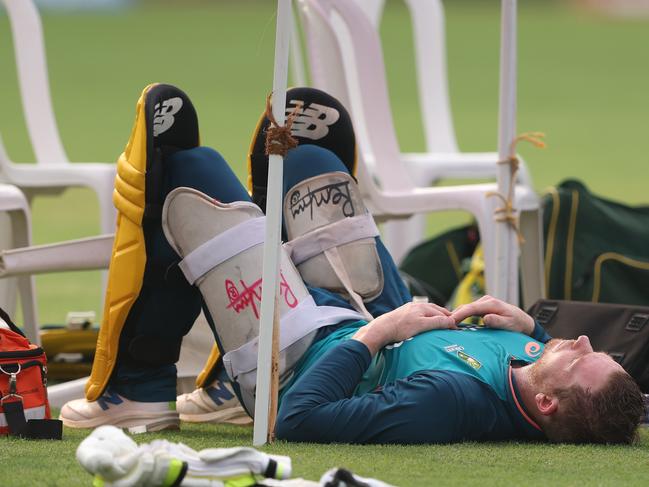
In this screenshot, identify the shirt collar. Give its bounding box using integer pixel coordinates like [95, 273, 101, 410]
[507, 365, 547, 439]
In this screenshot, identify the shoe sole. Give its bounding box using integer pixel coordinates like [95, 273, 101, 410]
[60, 411, 180, 432]
[179, 405, 252, 425]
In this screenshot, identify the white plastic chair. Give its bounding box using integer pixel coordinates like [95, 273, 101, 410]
[0, 184, 39, 344]
[295, 0, 536, 265]
[0, 0, 211, 406]
[296, 0, 545, 306]
[0, 0, 117, 236]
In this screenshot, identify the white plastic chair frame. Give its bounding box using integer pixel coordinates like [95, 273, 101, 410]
[0, 0, 117, 235]
[293, 0, 536, 265]
[297, 0, 544, 306]
[0, 184, 38, 344]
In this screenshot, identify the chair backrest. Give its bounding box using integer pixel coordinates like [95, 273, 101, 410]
[298, 0, 415, 194]
[297, 0, 458, 154]
[351, 0, 458, 153]
[2, 0, 69, 164]
[403, 0, 458, 153]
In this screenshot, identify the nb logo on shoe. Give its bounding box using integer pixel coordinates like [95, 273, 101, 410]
[206, 382, 234, 406]
[287, 100, 340, 140]
[97, 391, 124, 411]
[153, 97, 183, 137]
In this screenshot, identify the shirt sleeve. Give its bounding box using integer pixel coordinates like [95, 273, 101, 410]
[275, 339, 504, 444]
[531, 320, 552, 343]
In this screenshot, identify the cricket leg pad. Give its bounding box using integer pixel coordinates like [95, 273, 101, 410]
[283, 171, 384, 319]
[163, 187, 363, 414]
[86, 83, 202, 401]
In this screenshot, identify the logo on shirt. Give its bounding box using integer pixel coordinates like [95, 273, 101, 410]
[525, 341, 542, 358]
[444, 344, 464, 353]
[457, 351, 482, 370]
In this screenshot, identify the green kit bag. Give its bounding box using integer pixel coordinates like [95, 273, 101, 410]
[400, 179, 649, 307]
[399, 224, 479, 305]
[543, 179, 649, 305]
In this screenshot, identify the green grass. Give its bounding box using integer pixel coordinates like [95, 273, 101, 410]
[1, 1, 649, 484]
[3, 423, 649, 486]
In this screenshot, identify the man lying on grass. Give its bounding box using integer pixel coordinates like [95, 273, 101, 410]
[276, 294, 643, 444]
[60, 85, 644, 445]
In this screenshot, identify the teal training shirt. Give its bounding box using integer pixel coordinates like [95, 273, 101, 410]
[289, 322, 545, 399]
[277, 322, 550, 444]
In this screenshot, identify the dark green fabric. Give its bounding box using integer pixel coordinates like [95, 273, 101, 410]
[399, 224, 479, 305]
[543, 179, 649, 305]
[399, 179, 649, 307]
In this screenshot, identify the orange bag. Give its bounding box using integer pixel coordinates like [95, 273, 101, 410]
[0, 307, 61, 439]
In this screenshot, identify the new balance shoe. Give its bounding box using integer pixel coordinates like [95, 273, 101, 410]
[60, 391, 179, 432]
[177, 380, 252, 425]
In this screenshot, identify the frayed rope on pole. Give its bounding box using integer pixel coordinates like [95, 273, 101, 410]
[264, 92, 300, 157]
[487, 132, 546, 244]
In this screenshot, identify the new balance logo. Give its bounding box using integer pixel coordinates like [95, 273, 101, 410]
[97, 391, 124, 411]
[287, 100, 340, 140]
[153, 97, 183, 137]
[206, 382, 235, 406]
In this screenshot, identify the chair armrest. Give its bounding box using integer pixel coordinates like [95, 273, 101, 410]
[0, 234, 113, 277]
[400, 152, 534, 188]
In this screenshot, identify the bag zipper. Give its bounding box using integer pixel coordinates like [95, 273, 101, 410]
[591, 252, 649, 302]
[0, 347, 45, 359]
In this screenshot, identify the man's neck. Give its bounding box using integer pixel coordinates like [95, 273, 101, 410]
[511, 365, 545, 429]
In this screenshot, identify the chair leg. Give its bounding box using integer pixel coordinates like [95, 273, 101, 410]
[9, 206, 40, 344]
[0, 213, 19, 317]
[519, 208, 545, 309]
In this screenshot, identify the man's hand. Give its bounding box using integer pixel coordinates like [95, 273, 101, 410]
[353, 302, 456, 356]
[450, 295, 535, 336]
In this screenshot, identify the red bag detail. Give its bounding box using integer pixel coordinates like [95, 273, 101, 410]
[0, 327, 51, 436]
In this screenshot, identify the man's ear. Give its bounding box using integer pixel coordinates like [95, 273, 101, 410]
[535, 393, 559, 416]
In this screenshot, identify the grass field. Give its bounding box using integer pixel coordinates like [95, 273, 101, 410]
[3, 421, 649, 486]
[1, 1, 649, 485]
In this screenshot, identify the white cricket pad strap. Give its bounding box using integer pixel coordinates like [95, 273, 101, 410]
[162, 187, 364, 414]
[179, 216, 266, 285]
[283, 172, 383, 320]
[223, 297, 364, 392]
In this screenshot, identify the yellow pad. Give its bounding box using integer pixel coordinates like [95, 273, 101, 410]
[196, 344, 221, 389]
[85, 84, 153, 401]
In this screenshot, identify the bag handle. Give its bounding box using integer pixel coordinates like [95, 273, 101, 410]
[0, 306, 26, 337]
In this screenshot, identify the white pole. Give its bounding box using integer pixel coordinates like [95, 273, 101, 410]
[253, 0, 292, 446]
[495, 0, 518, 303]
[289, 2, 306, 87]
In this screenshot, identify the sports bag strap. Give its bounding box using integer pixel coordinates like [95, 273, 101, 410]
[1, 364, 62, 440]
[0, 306, 25, 337]
[2, 399, 62, 440]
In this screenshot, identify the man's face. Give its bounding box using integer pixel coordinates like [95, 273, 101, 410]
[531, 336, 625, 392]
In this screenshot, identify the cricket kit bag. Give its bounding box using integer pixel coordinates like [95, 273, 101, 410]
[399, 224, 480, 306]
[0, 307, 62, 439]
[400, 179, 649, 307]
[542, 179, 649, 305]
[527, 299, 649, 392]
